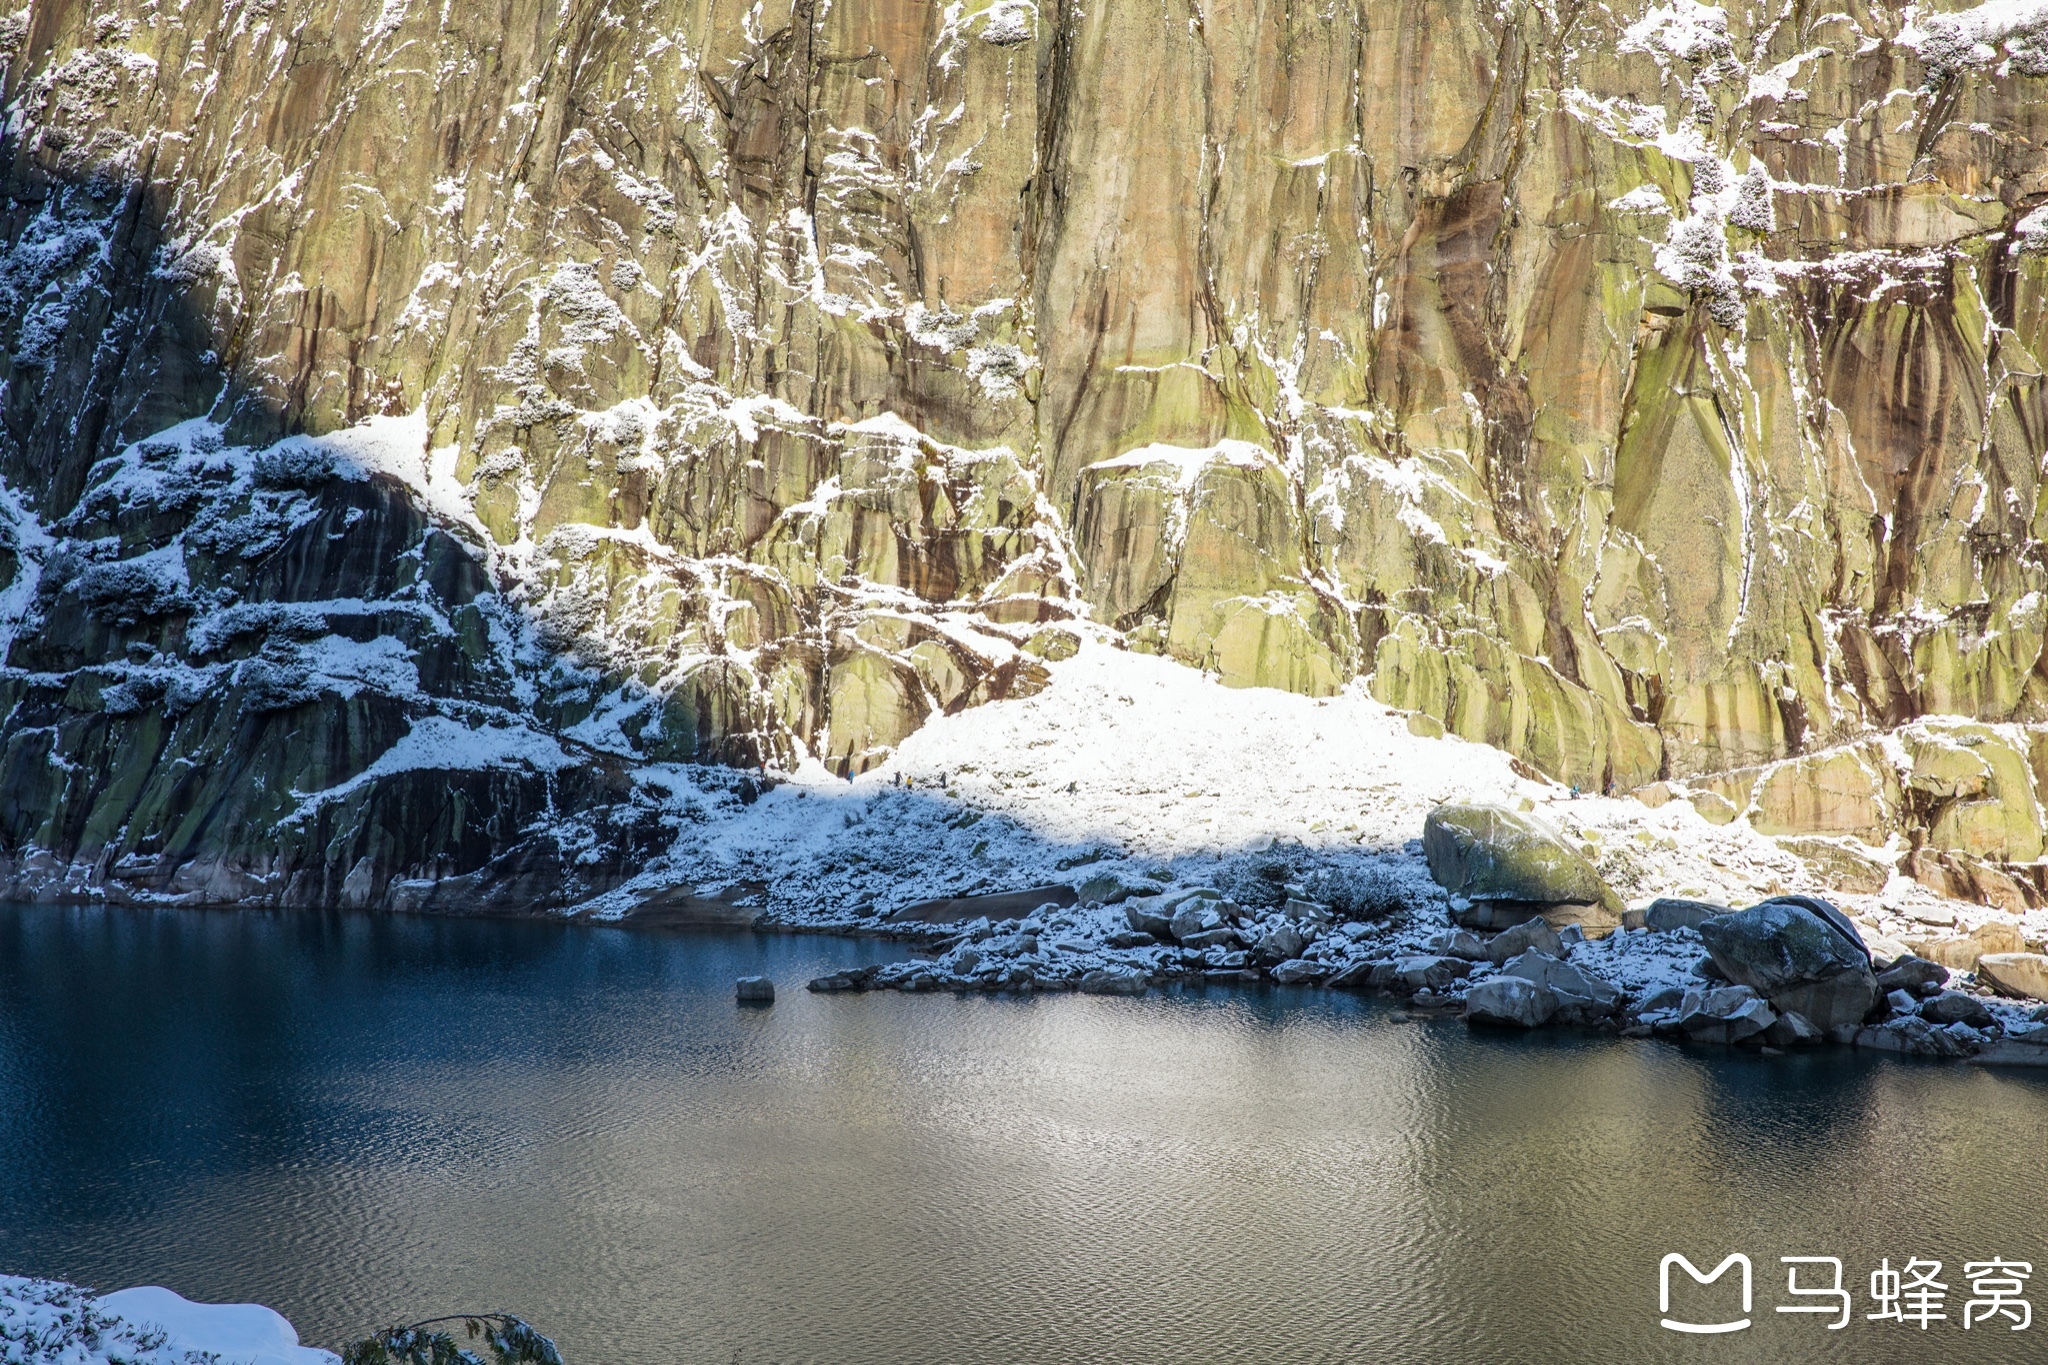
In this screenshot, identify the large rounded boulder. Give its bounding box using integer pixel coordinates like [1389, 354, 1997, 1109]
[1696, 899, 1879, 1033]
[1422, 803, 1623, 934]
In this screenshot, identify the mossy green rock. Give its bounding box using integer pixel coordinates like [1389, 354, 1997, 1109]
[1422, 804, 1622, 918]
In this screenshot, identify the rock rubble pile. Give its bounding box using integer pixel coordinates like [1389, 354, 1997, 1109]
[817, 802, 2048, 1067]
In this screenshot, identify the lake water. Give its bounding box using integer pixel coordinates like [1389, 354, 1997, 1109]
[1, 904, 2044, 1364]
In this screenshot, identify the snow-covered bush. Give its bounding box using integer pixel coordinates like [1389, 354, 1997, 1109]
[254, 442, 346, 489]
[75, 557, 189, 626]
[237, 654, 321, 712]
[1304, 861, 1411, 921]
[1915, 14, 1985, 82]
[1728, 164, 1775, 231]
[2014, 205, 2048, 256]
[981, 0, 1036, 46]
[1688, 156, 1727, 202]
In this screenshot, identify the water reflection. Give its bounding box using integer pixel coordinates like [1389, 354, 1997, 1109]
[1, 905, 2043, 1364]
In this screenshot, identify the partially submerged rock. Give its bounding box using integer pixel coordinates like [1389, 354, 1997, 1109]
[1676, 984, 1776, 1045]
[1464, 976, 1558, 1028]
[735, 976, 775, 1003]
[1854, 1017, 1974, 1058]
[1696, 900, 1879, 1033]
[1971, 1025, 2048, 1068]
[1422, 803, 1623, 935]
[1079, 967, 1149, 996]
[1499, 950, 1621, 1022]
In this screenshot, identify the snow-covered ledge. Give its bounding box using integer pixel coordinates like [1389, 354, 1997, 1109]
[0, 1275, 338, 1365]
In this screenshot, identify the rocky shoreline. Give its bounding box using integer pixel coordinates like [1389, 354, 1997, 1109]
[796, 802, 2048, 1068]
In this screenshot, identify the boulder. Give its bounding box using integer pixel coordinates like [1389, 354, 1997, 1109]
[1077, 872, 1144, 905]
[1970, 1025, 2048, 1068]
[887, 884, 1080, 923]
[1748, 895, 1869, 961]
[1875, 955, 1948, 994]
[1124, 897, 1176, 938]
[1422, 803, 1624, 933]
[1920, 991, 1996, 1029]
[1644, 897, 1733, 932]
[1395, 955, 1471, 993]
[1636, 985, 1687, 1016]
[1499, 950, 1621, 1017]
[1913, 922, 2029, 972]
[1677, 984, 1776, 1044]
[1181, 927, 1241, 949]
[1764, 1008, 1823, 1047]
[735, 976, 775, 1003]
[1269, 958, 1326, 984]
[1169, 901, 1226, 942]
[1425, 928, 1490, 961]
[1884, 989, 1917, 1015]
[808, 967, 879, 992]
[1325, 959, 1377, 988]
[1484, 917, 1565, 966]
[1976, 953, 2048, 1002]
[1464, 976, 1559, 1028]
[1854, 1017, 1973, 1058]
[1697, 902, 1880, 1032]
[1252, 921, 1308, 965]
[1079, 968, 1149, 995]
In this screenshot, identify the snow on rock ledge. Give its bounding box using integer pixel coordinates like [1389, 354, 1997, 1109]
[0, 1276, 339, 1365]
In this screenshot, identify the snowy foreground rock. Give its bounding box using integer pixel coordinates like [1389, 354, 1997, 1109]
[0, 1276, 338, 1365]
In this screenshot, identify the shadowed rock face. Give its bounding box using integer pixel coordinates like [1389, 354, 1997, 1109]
[0, 0, 2046, 908]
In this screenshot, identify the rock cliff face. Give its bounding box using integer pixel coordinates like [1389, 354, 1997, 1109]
[0, 0, 2046, 909]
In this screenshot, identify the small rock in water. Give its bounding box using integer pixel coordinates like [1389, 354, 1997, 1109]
[1079, 967, 1149, 996]
[736, 976, 776, 1004]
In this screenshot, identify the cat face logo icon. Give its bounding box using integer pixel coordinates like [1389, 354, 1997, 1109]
[1661, 1253, 1753, 1334]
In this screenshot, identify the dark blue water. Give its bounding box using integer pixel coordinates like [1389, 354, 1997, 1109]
[1, 904, 2044, 1363]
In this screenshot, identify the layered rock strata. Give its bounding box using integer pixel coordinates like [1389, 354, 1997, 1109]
[1, 0, 2047, 906]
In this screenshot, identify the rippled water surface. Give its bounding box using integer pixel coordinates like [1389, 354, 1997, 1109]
[2, 904, 2045, 1363]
